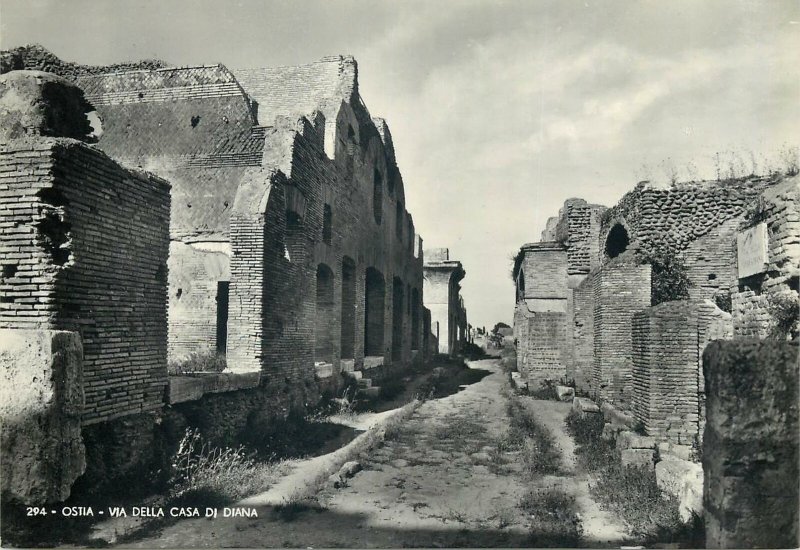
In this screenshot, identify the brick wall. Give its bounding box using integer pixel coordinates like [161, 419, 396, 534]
[0, 138, 170, 425]
[571, 276, 594, 391]
[683, 217, 740, 301]
[592, 260, 651, 408]
[632, 300, 732, 444]
[554, 199, 607, 274]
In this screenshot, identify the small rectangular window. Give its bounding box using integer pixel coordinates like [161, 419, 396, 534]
[323, 204, 332, 244]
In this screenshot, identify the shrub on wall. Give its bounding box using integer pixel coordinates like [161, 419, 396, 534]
[767, 290, 800, 340]
[640, 245, 691, 305]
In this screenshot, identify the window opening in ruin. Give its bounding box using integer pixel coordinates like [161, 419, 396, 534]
[2, 264, 17, 279]
[364, 267, 385, 356]
[36, 212, 71, 266]
[373, 170, 383, 225]
[315, 264, 335, 363]
[85, 110, 104, 141]
[411, 288, 421, 350]
[286, 210, 304, 262]
[396, 202, 403, 240]
[605, 223, 630, 258]
[341, 257, 356, 359]
[392, 277, 404, 361]
[323, 204, 333, 245]
[708, 273, 717, 280]
[216, 281, 229, 354]
[346, 125, 357, 156]
[191, 115, 201, 128]
[176, 288, 183, 299]
[387, 169, 395, 196]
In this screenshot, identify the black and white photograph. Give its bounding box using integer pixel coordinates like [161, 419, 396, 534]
[0, 1, 798, 548]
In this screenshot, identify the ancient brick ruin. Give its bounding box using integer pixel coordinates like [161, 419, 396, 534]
[513, 173, 799, 545]
[0, 49, 461, 504]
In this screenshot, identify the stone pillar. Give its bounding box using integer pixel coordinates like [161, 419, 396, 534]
[703, 339, 799, 549]
[423, 249, 465, 356]
[0, 329, 85, 504]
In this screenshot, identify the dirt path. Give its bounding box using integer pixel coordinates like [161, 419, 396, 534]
[520, 399, 628, 547]
[119, 359, 625, 548]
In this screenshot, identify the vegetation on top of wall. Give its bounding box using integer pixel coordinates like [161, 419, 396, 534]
[638, 245, 691, 306]
[767, 289, 800, 340]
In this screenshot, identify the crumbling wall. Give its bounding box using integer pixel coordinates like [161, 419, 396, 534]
[632, 300, 731, 444]
[592, 260, 651, 407]
[554, 199, 607, 274]
[600, 177, 774, 261]
[0, 138, 171, 424]
[731, 176, 800, 337]
[703, 339, 799, 549]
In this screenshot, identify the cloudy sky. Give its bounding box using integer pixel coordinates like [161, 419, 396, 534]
[2, 0, 798, 329]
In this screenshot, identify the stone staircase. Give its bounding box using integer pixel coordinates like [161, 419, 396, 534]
[345, 370, 380, 400]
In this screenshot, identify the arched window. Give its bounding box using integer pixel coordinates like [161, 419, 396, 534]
[315, 264, 335, 363]
[364, 267, 385, 356]
[605, 223, 630, 258]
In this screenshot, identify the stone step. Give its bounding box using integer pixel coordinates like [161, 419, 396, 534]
[357, 378, 372, 388]
[345, 370, 363, 381]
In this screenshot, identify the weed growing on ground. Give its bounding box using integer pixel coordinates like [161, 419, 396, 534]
[565, 410, 705, 545]
[518, 485, 583, 547]
[505, 395, 562, 476]
[169, 428, 285, 505]
[272, 496, 325, 522]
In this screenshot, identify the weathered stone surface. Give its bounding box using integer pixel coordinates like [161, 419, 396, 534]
[657, 442, 694, 462]
[616, 430, 656, 451]
[338, 460, 362, 479]
[703, 339, 799, 549]
[555, 385, 575, 401]
[0, 329, 85, 503]
[656, 458, 703, 521]
[620, 448, 654, 470]
[0, 70, 91, 141]
[601, 402, 637, 430]
[572, 396, 600, 414]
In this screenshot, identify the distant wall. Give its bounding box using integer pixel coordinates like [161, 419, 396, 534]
[703, 339, 799, 549]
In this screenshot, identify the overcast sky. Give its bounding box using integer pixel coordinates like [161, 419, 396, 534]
[2, 0, 798, 329]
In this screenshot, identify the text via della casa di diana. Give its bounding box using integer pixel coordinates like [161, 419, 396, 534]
[26, 506, 258, 518]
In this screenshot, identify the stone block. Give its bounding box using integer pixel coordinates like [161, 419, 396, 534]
[555, 385, 575, 401]
[657, 442, 694, 462]
[314, 362, 334, 379]
[511, 371, 528, 391]
[620, 448, 655, 470]
[572, 396, 600, 414]
[340, 359, 355, 373]
[601, 402, 636, 430]
[703, 339, 799, 549]
[0, 329, 85, 503]
[656, 458, 703, 522]
[616, 430, 656, 451]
